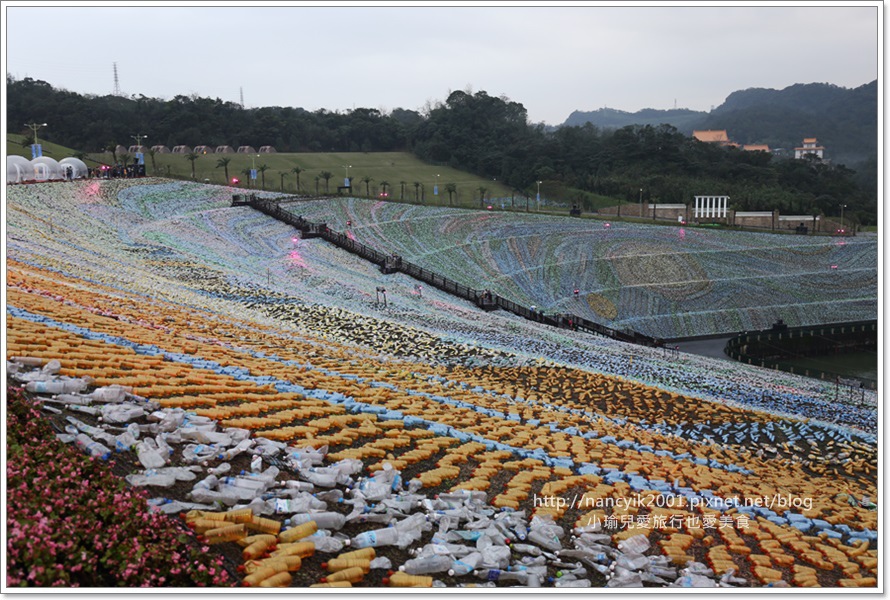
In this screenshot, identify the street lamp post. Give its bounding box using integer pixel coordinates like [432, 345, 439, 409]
[343, 165, 352, 187]
[536, 180, 542, 211]
[639, 188, 643, 217]
[840, 204, 847, 234]
[131, 133, 148, 151]
[25, 122, 48, 156]
[435, 173, 440, 197]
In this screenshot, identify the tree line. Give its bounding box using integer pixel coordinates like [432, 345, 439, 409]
[6, 75, 876, 225]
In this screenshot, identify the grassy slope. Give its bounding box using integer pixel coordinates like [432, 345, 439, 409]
[7, 133, 528, 209]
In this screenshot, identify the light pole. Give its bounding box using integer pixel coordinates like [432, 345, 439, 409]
[435, 173, 440, 197]
[25, 122, 47, 155]
[639, 188, 643, 217]
[536, 181, 542, 211]
[343, 164, 352, 187]
[131, 133, 148, 151]
[840, 204, 847, 233]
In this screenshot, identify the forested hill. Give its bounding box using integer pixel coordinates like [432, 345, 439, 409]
[562, 81, 877, 166]
[6, 76, 878, 225]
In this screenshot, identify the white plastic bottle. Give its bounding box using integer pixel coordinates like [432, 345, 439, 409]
[401, 554, 453, 575]
[74, 433, 112, 461]
[350, 526, 402, 549]
[135, 440, 167, 469]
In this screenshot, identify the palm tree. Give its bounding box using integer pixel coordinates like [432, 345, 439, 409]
[361, 175, 374, 197]
[291, 165, 304, 192]
[186, 152, 199, 179]
[106, 142, 118, 165]
[148, 148, 158, 175]
[279, 171, 288, 192]
[314, 175, 320, 195]
[400, 181, 407, 200]
[413, 181, 421, 201]
[241, 167, 253, 189]
[445, 183, 457, 206]
[119, 153, 131, 168]
[379, 180, 390, 198]
[216, 157, 231, 184]
[478, 186, 488, 207]
[320, 170, 333, 193]
[258, 164, 270, 190]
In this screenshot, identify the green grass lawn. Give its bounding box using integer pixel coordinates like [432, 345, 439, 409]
[6, 133, 530, 208]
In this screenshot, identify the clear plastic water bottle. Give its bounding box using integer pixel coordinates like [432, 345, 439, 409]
[74, 433, 111, 460]
[401, 554, 453, 575]
[288, 512, 346, 530]
[25, 379, 88, 395]
[351, 527, 401, 549]
[474, 569, 529, 584]
[448, 551, 482, 576]
[617, 534, 651, 555]
[135, 440, 166, 469]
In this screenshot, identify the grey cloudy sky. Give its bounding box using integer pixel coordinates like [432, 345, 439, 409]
[3, 2, 881, 125]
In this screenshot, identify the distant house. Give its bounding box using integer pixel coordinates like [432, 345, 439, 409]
[215, 145, 235, 154]
[172, 145, 192, 154]
[693, 130, 731, 145]
[194, 145, 213, 154]
[151, 145, 171, 154]
[743, 144, 770, 153]
[237, 146, 257, 154]
[258, 146, 277, 153]
[794, 137, 825, 160]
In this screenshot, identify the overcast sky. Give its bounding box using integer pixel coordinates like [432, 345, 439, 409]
[3, 2, 881, 126]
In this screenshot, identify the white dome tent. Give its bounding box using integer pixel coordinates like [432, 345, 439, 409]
[59, 157, 88, 180]
[7, 155, 32, 183]
[31, 156, 64, 182]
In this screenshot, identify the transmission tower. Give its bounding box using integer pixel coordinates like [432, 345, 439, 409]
[240, 86, 244, 108]
[113, 62, 121, 96]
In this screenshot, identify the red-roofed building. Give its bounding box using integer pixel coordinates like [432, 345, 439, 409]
[693, 130, 731, 144]
[794, 138, 825, 160]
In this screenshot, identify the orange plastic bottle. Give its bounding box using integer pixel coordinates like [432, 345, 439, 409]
[242, 537, 277, 561]
[320, 566, 365, 584]
[278, 521, 318, 543]
[242, 566, 281, 587]
[321, 558, 371, 573]
[337, 547, 376, 561]
[270, 541, 316, 559]
[383, 572, 433, 587]
[202, 523, 247, 544]
[258, 572, 293, 588]
[247, 516, 282, 535]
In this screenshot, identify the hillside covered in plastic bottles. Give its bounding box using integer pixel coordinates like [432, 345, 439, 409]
[5, 179, 878, 588]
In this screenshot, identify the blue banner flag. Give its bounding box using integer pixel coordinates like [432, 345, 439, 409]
[135, 152, 145, 165]
[434, 185, 439, 196]
[31, 144, 42, 159]
[250, 169, 257, 180]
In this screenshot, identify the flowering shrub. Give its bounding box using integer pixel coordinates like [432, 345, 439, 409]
[5, 386, 234, 587]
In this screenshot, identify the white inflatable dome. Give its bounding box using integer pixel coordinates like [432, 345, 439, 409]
[7, 155, 33, 183]
[31, 156, 64, 181]
[59, 157, 89, 180]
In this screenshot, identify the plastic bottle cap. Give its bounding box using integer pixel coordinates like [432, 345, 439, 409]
[381, 578, 390, 585]
[320, 563, 328, 569]
[319, 577, 327, 583]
